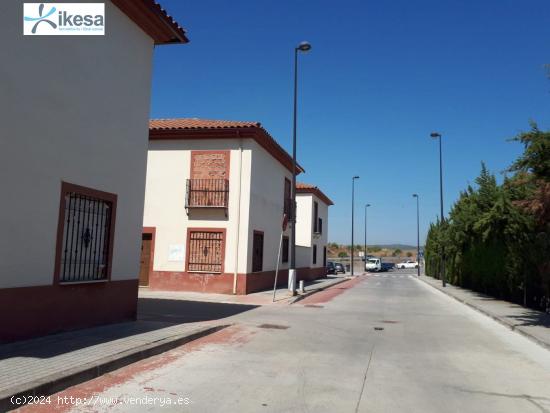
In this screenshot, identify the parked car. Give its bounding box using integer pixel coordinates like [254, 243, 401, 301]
[326, 261, 336, 275]
[365, 258, 382, 272]
[396, 260, 419, 269]
[334, 262, 346, 274]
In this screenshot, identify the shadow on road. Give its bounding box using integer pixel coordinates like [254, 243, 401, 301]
[0, 299, 258, 360]
[138, 298, 258, 323]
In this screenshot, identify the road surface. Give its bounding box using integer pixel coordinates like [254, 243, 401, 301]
[20, 270, 550, 413]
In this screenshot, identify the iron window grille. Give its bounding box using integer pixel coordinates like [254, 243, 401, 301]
[59, 190, 114, 283]
[313, 201, 319, 233]
[185, 179, 229, 213]
[188, 231, 224, 273]
[284, 178, 291, 218]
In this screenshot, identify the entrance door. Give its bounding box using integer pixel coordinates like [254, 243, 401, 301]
[139, 233, 152, 286]
[323, 246, 327, 267]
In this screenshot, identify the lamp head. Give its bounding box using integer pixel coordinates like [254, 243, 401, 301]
[366, 203, 371, 207]
[353, 175, 360, 180]
[413, 194, 418, 198]
[430, 132, 441, 139]
[297, 41, 312, 52]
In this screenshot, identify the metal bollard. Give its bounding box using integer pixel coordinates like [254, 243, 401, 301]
[299, 280, 305, 294]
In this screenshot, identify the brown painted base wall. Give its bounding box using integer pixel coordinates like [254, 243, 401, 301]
[0, 279, 138, 343]
[148, 267, 327, 295]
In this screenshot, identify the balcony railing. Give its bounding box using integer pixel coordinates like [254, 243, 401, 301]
[185, 179, 229, 213]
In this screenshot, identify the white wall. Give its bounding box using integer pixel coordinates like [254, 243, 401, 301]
[247, 140, 293, 273]
[144, 139, 253, 275]
[295, 193, 330, 268]
[296, 195, 313, 247]
[0, 1, 154, 288]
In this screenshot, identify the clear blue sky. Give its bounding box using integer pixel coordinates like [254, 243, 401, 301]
[150, 0, 550, 246]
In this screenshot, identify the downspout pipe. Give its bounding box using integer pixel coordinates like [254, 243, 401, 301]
[233, 133, 243, 294]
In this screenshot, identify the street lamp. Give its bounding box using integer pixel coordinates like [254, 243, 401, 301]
[430, 132, 445, 287]
[364, 204, 371, 264]
[289, 41, 311, 295]
[351, 176, 360, 276]
[412, 194, 420, 277]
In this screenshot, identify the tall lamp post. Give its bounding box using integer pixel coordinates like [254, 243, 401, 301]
[351, 176, 360, 276]
[364, 204, 371, 263]
[430, 132, 445, 287]
[412, 194, 420, 277]
[289, 41, 311, 295]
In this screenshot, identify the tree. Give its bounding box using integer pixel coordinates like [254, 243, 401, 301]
[338, 252, 348, 258]
[392, 248, 402, 257]
[424, 124, 550, 311]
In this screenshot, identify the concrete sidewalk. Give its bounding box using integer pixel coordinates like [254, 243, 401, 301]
[0, 320, 227, 412]
[0, 276, 348, 411]
[139, 275, 350, 306]
[419, 275, 550, 350]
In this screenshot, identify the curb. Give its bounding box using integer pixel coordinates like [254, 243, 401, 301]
[1, 324, 228, 412]
[417, 277, 550, 352]
[290, 276, 356, 305]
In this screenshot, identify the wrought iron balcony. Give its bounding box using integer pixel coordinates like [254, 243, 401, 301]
[185, 179, 229, 213]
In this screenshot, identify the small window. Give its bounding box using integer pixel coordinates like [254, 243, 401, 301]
[188, 230, 224, 273]
[318, 217, 323, 234]
[313, 201, 319, 233]
[282, 236, 289, 263]
[252, 231, 264, 272]
[284, 178, 291, 218]
[57, 183, 116, 283]
[313, 244, 317, 264]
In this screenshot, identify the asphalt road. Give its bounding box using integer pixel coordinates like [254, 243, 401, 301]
[23, 270, 550, 413]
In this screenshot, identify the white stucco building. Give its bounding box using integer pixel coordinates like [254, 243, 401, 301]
[142, 118, 333, 294]
[295, 183, 333, 270]
[0, 0, 187, 342]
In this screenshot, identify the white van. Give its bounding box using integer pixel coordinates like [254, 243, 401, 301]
[365, 258, 382, 272]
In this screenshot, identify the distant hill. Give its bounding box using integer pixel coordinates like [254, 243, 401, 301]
[375, 244, 419, 250]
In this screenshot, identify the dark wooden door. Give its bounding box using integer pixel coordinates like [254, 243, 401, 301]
[139, 233, 152, 286]
[252, 232, 264, 272]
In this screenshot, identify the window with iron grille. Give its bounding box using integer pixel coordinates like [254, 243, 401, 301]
[58, 185, 115, 283]
[284, 178, 291, 218]
[313, 201, 319, 233]
[186, 179, 229, 208]
[187, 230, 224, 273]
[282, 236, 289, 263]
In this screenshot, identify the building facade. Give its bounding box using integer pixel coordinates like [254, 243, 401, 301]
[0, 0, 187, 342]
[142, 119, 332, 294]
[295, 183, 333, 274]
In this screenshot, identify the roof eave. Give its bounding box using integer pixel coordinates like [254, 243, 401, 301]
[112, 0, 189, 45]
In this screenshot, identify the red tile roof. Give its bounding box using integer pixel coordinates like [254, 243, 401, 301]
[149, 118, 304, 174]
[150, 118, 260, 130]
[297, 183, 334, 206]
[112, 0, 188, 45]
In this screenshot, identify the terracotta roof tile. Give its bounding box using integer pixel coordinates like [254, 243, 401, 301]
[112, 0, 188, 44]
[149, 118, 304, 174]
[150, 118, 260, 130]
[296, 182, 334, 206]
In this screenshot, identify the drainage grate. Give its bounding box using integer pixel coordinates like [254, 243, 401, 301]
[258, 324, 289, 330]
[380, 320, 399, 324]
[304, 305, 324, 308]
[374, 327, 385, 331]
